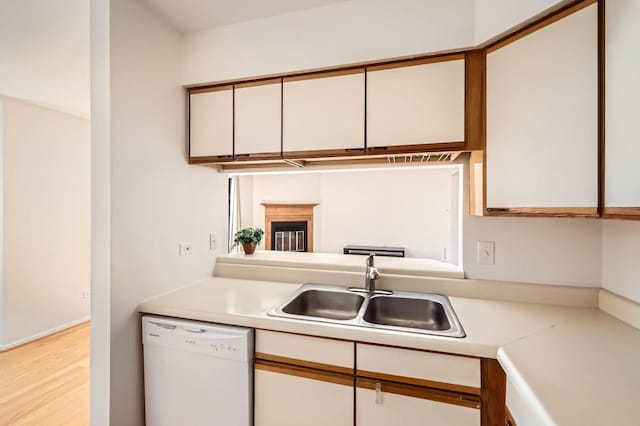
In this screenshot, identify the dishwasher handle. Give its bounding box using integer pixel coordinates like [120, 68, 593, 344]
[147, 321, 246, 341]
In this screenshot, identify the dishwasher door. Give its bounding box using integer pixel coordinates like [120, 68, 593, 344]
[142, 316, 253, 426]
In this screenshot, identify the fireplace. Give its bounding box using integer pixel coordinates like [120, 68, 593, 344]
[262, 203, 317, 252]
[271, 221, 308, 252]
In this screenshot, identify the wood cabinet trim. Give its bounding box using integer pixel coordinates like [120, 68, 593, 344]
[485, 207, 599, 218]
[356, 377, 480, 410]
[465, 50, 486, 151]
[232, 152, 282, 161]
[188, 155, 234, 164]
[366, 53, 465, 72]
[189, 84, 233, 94]
[366, 141, 465, 155]
[506, 407, 518, 426]
[597, 0, 605, 216]
[603, 207, 640, 220]
[255, 359, 353, 387]
[283, 67, 365, 83]
[234, 78, 282, 89]
[485, 0, 597, 53]
[283, 148, 365, 159]
[256, 352, 353, 376]
[480, 358, 506, 426]
[357, 369, 481, 396]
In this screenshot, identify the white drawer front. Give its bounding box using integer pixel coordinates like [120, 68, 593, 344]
[356, 388, 480, 426]
[256, 330, 353, 369]
[357, 344, 480, 388]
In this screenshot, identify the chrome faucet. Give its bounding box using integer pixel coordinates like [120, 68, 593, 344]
[365, 253, 381, 293]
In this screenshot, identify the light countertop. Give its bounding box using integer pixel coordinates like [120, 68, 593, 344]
[218, 251, 464, 279]
[498, 311, 640, 426]
[138, 276, 591, 359]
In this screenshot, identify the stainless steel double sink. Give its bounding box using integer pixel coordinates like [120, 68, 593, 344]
[268, 284, 466, 338]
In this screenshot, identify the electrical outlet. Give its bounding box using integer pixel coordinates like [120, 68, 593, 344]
[209, 233, 217, 251]
[179, 242, 193, 256]
[82, 290, 90, 299]
[477, 241, 495, 265]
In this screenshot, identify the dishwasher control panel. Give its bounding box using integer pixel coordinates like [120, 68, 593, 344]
[142, 316, 253, 362]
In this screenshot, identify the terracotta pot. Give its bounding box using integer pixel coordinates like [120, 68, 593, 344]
[242, 242, 257, 255]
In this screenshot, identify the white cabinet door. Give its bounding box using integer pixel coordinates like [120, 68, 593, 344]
[255, 366, 353, 426]
[283, 70, 365, 153]
[486, 4, 598, 211]
[605, 0, 640, 217]
[189, 87, 233, 158]
[356, 387, 479, 426]
[235, 80, 281, 157]
[367, 58, 465, 148]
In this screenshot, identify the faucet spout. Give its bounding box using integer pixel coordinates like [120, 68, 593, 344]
[365, 253, 381, 294]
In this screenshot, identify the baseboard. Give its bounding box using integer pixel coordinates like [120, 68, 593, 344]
[599, 289, 640, 330]
[0, 316, 91, 352]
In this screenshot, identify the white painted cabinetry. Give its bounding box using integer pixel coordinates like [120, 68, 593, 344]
[254, 367, 353, 426]
[253, 331, 488, 426]
[356, 387, 480, 426]
[485, 4, 598, 213]
[234, 80, 282, 157]
[283, 70, 365, 153]
[367, 58, 466, 149]
[189, 87, 233, 158]
[604, 0, 640, 218]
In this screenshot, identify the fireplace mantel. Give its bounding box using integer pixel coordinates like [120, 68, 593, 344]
[262, 203, 318, 252]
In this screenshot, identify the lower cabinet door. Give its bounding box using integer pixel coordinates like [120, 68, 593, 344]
[254, 364, 353, 426]
[356, 386, 480, 426]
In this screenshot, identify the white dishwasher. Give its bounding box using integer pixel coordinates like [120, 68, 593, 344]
[142, 315, 253, 426]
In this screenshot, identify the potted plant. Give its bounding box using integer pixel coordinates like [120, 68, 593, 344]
[232, 227, 264, 255]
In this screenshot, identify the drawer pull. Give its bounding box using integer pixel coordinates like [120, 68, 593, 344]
[375, 382, 383, 405]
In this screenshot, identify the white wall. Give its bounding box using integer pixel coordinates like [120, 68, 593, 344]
[181, 0, 475, 85]
[106, 0, 229, 424]
[474, 0, 564, 43]
[602, 221, 640, 303]
[0, 96, 90, 347]
[244, 167, 458, 262]
[0, 0, 90, 118]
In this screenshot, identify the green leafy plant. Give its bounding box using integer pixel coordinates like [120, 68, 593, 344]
[232, 227, 265, 248]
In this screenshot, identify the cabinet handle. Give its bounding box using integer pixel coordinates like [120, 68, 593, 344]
[375, 382, 383, 405]
[487, 208, 510, 213]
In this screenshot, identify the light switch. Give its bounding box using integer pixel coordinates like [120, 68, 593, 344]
[477, 241, 495, 265]
[210, 233, 217, 251]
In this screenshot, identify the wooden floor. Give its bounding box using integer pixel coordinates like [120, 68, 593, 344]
[0, 322, 90, 425]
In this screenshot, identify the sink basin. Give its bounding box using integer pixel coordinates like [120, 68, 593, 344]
[268, 284, 465, 338]
[363, 296, 451, 331]
[280, 288, 365, 320]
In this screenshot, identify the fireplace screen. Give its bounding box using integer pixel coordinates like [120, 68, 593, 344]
[271, 221, 308, 252]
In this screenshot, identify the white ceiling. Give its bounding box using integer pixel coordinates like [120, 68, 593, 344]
[142, 0, 349, 32]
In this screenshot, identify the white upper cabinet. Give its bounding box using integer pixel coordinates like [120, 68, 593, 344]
[283, 70, 365, 153]
[189, 87, 233, 158]
[367, 58, 465, 148]
[605, 0, 640, 216]
[486, 4, 598, 211]
[234, 80, 282, 157]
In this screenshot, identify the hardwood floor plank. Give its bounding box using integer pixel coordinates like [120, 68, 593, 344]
[0, 322, 90, 425]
